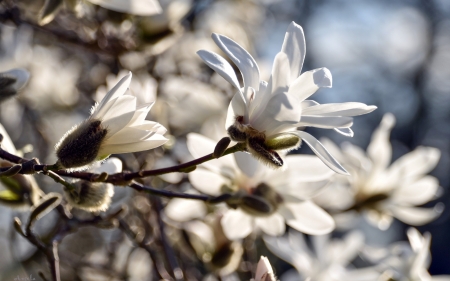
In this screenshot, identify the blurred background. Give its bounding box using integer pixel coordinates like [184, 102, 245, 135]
[0, 0, 449, 280]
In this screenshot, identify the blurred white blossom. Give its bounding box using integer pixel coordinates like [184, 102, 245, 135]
[87, 0, 162, 16]
[183, 133, 335, 240]
[198, 21, 376, 173]
[316, 113, 442, 230]
[265, 230, 380, 281]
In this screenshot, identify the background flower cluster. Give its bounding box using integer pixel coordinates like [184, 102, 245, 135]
[0, 0, 449, 280]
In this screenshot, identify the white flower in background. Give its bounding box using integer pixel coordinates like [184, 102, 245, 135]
[253, 256, 277, 281]
[316, 113, 442, 230]
[363, 228, 450, 281]
[197, 21, 376, 173]
[184, 133, 335, 240]
[63, 157, 122, 212]
[55, 72, 168, 170]
[265, 230, 380, 281]
[86, 0, 162, 16]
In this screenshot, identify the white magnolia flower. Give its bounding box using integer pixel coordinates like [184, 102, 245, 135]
[316, 113, 442, 229]
[184, 133, 335, 240]
[363, 228, 450, 281]
[55, 72, 167, 170]
[197, 21, 376, 173]
[87, 0, 162, 16]
[265, 230, 380, 281]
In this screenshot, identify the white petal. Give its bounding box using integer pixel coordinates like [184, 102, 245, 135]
[301, 103, 377, 117]
[212, 33, 260, 91]
[94, 157, 122, 174]
[367, 113, 395, 177]
[391, 176, 439, 205]
[270, 52, 290, 96]
[284, 155, 335, 182]
[165, 198, 207, 222]
[288, 131, 349, 175]
[234, 152, 261, 178]
[221, 209, 254, 240]
[225, 92, 247, 129]
[102, 95, 136, 121]
[387, 146, 441, 181]
[334, 127, 354, 137]
[281, 22, 306, 82]
[92, 72, 131, 119]
[102, 110, 135, 137]
[105, 127, 155, 145]
[255, 256, 275, 281]
[197, 50, 242, 92]
[127, 103, 154, 126]
[389, 205, 442, 225]
[86, 0, 162, 16]
[98, 134, 167, 156]
[279, 201, 335, 235]
[263, 92, 302, 124]
[288, 68, 332, 102]
[256, 213, 286, 236]
[188, 169, 228, 196]
[298, 116, 353, 129]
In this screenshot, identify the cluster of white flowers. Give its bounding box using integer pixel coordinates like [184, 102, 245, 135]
[0, 13, 446, 281]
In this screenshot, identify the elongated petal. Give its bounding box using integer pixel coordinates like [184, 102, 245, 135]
[302, 103, 377, 117]
[165, 198, 207, 222]
[188, 169, 229, 196]
[92, 72, 131, 119]
[98, 134, 167, 156]
[87, 0, 162, 16]
[225, 92, 247, 129]
[288, 68, 332, 102]
[102, 95, 137, 121]
[234, 152, 261, 178]
[127, 103, 154, 126]
[334, 127, 354, 137]
[367, 113, 395, 177]
[256, 213, 286, 236]
[197, 50, 242, 92]
[391, 176, 439, 206]
[212, 33, 260, 91]
[104, 127, 155, 145]
[389, 205, 442, 225]
[279, 201, 335, 235]
[387, 146, 441, 181]
[298, 116, 353, 129]
[288, 131, 349, 175]
[270, 52, 290, 96]
[102, 110, 136, 137]
[0, 123, 17, 154]
[221, 209, 254, 240]
[281, 21, 306, 82]
[284, 155, 335, 182]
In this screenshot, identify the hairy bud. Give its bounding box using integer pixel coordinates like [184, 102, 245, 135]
[64, 181, 114, 212]
[55, 120, 108, 170]
[265, 134, 301, 151]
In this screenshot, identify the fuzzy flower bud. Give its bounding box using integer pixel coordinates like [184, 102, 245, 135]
[64, 181, 114, 212]
[55, 72, 167, 170]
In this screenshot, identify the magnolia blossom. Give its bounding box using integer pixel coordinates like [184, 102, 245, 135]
[315, 113, 442, 229]
[183, 133, 335, 240]
[265, 230, 380, 281]
[197, 21, 376, 173]
[55, 72, 167, 170]
[363, 228, 450, 281]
